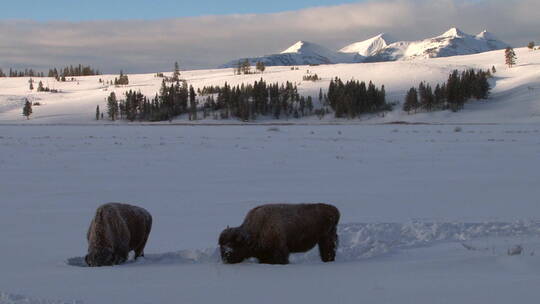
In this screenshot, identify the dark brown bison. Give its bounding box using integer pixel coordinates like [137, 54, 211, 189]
[85, 203, 152, 267]
[219, 203, 340, 265]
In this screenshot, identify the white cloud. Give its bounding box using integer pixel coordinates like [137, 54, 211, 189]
[0, 0, 537, 73]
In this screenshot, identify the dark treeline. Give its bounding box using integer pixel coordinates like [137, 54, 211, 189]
[197, 85, 221, 96]
[105, 77, 392, 122]
[327, 78, 391, 118]
[107, 79, 317, 122]
[48, 65, 100, 80]
[106, 80, 191, 122]
[2, 68, 45, 78]
[0, 65, 100, 79]
[303, 74, 320, 82]
[202, 80, 313, 121]
[403, 69, 491, 113]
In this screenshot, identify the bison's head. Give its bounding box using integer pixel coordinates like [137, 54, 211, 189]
[85, 247, 115, 267]
[218, 227, 251, 264]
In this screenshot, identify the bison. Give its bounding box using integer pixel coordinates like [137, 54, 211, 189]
[219, 203, 340, 265]
[85, 203, 152, 267]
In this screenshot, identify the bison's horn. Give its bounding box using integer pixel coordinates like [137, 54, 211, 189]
[226, 225, 230, 229]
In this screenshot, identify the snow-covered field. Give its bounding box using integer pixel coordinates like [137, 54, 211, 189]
[1, 48, 540, 303]
[1, 124, 540, 303]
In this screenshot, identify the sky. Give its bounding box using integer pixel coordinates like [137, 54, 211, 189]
[2, 0, 362, 21]
[0, 0, 538, 73]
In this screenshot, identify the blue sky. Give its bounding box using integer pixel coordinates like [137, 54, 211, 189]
[2, 0, 362, 21]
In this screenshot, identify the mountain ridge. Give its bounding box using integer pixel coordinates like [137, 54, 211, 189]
[221, 28, 509, 68]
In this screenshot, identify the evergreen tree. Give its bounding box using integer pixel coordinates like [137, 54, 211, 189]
[256, 61, 266, 74]
[96, 105, 100, 120]
[23, 99, 32, 119]
[107, 92, 119, 121]
[419, 82, 434, 112]
[403, 87, 419, 114]
[235, 61, 243, 75]
[491, 66, 497, 74]
[505, 47, 517, 68]
[115, 70, 129, 85]
[173, 61, 181, 81]
[446, 70, 463, 111]
[472, 71, 490, 99]
[189, 85, 197, 121]
[37, 81, 45, 92]
[528, 41, 535, 50]
[241, 59, 251, 75]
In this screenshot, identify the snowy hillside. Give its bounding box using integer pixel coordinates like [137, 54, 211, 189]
[368, 28, 509, 62]
[339, 33, 395, 56]
[1, 47, 538, 124]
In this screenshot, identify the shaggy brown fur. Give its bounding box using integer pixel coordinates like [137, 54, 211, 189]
[85, 203, 152, 267]
[219, 203, 340, 265]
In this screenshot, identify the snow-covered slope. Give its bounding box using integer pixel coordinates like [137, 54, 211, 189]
[339, 33, 395, 57]
[368, 28, 509, 62]
[221, 40, 357, 68]
[1, 47, 538, 124]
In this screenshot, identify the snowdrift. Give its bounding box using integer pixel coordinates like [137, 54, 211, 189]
[67, 221, 540, 267]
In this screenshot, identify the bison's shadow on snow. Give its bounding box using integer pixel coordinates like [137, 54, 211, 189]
[67, 221, 540, 267]
[67, 248, 221, 267]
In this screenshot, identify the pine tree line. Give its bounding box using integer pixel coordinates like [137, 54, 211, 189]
[403, 69, 491, 114]
[0, 65, 100, 78]
[4, 68, 45, 78]
[101, 78, 391, 122]
[303, 74, 320, 81]
[200, 80, 314, 121]
[48, 65, 100, 79]
[197, 85, 222, 96]
[235, 59, 253, 75]
[327, 78, 391, 118]
[106, 80, 190, 122]
[105, 79, 318, 122]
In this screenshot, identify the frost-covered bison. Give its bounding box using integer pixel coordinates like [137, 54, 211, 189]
[85, 203, 152, 267]
[219, 203, 340, 264]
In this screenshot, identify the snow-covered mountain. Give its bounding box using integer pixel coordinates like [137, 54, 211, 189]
[366, 28, 509, 62]
[222, 28, 509, 67]
[221, 41, 357, 68]
[339, 33, 396, 57]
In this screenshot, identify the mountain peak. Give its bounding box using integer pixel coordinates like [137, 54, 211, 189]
[281, 41, 312, 54]
[476, 30, 497, 40]
[440, 27, 466, 38]
[339, 33, 395, 56]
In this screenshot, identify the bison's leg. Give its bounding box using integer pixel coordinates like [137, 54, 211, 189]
[113, 250, 129, 265]
[134, 234, 149, 259]
[136, 216, 152, 259]
[318, 227, 338, 262]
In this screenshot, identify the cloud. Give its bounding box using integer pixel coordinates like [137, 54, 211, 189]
[0, 0, 538, 73]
